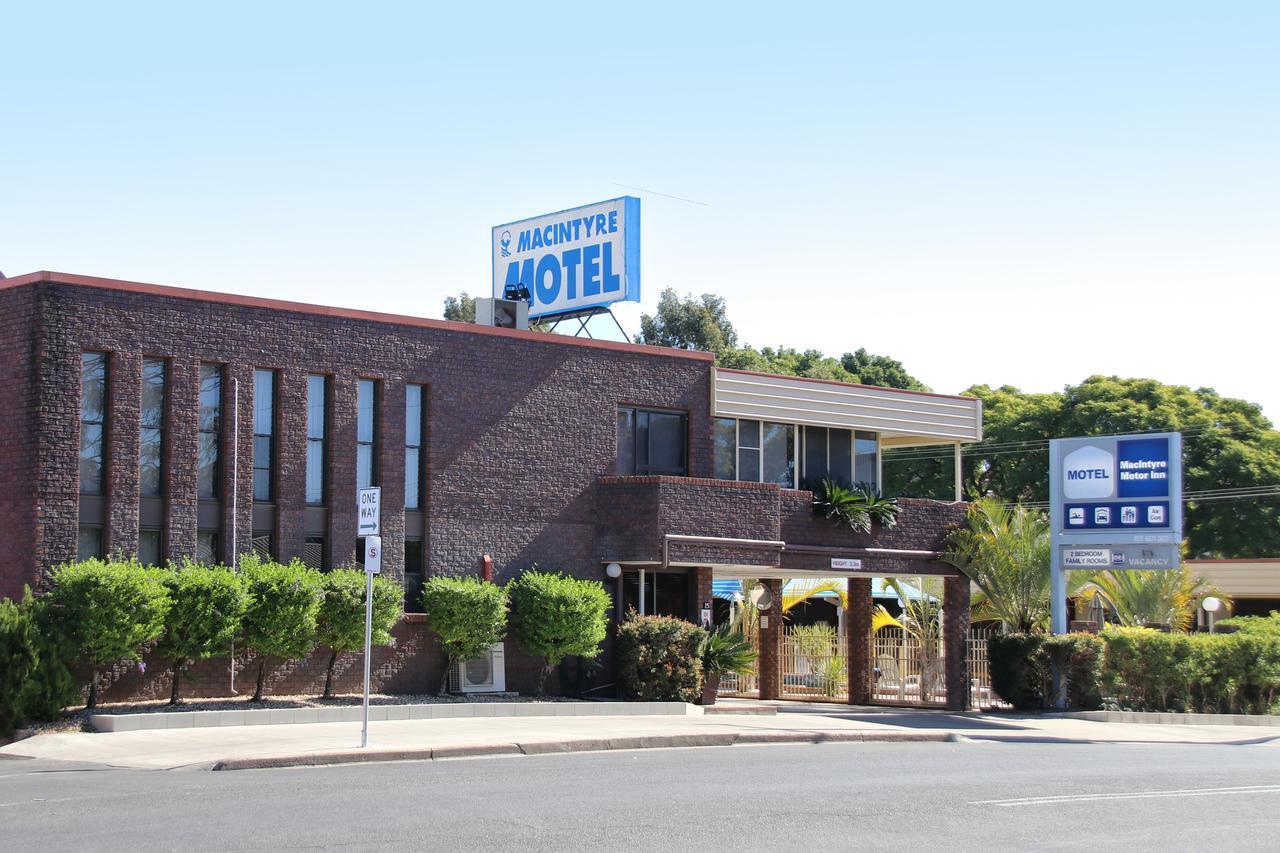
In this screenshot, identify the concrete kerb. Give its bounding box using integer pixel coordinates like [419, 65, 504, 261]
[91, 701, 698, 733]
[209, 730, 951, 771]
[1050, 710, 1280, 728]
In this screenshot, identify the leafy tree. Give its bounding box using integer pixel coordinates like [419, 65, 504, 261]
[507, 570, 611, 695]
[239, 556, 325, 702]
[635, 288, 738, 353]
[420, 576, 507, 695]
[45, 559, 170, 709]
[839, 348, 928, 391]
[154, 563, 249, 705]
[315, 569, 404, 698]
[887, 376, 1280, 558]
[443, 292, 477, 323]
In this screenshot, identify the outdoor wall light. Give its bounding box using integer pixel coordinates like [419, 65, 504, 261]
[605, 562, 622, 579]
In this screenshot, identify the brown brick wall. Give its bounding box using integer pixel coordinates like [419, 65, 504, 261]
[0, 285, 38, 599]
[6, 277, 711, 695]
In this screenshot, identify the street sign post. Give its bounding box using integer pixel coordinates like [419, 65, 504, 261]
[1049, 432, 1183, 635]
[358, 486, 381, 748]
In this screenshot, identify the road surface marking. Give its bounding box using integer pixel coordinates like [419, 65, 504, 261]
[972, 784, 1280, 807]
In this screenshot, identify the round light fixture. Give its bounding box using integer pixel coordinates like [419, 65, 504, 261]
[748, 582, 773, 612]
[1202, 596, 1222, 613]
[605, 562, 622, 579]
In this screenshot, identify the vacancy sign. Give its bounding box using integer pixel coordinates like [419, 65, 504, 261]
[358, 487, 381, 536]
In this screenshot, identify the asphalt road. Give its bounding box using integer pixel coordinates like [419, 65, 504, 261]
[2, 740, 1278, 851]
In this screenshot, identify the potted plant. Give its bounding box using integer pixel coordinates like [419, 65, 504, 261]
[700, 625, 757, 706]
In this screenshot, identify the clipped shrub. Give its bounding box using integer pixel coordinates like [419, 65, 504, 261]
[315, 570, 404, 698]
[1, 596, 38, 735]
[616, 612, 706, 703]
[18, 593, 80, 724]
[1100, 626, 1280, 714]
[240, 556, 324, 702]
[45, 558, 171, 708]
[989, 633, 1046, 710]
[420, 575, 506, 695]
[154, 563, 249, 705]
[508, 570, 611, 695]
[989, 632, 1103, 711]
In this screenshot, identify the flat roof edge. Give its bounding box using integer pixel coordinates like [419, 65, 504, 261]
[1, 271, 714, 362]
[715, 367, 978, 402]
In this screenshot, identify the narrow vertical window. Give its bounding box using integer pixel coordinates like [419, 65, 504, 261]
[737, 419, 761, 483]
[77, 526, 104, 561]
[138, 530, 162, 566]
[356, 379, 377, 490]
[404, 539, 425, 613]
[79, 352, 108, 495]
[854, 431, 879, 492]
[252, 369, 275, 502]
[303, 536, 325, 570]
[306, 375, 327, 504]
[405, 384, 425, 510]
[713, 418, 736, 480]
[198, 364, 222, 500]
[139, 357, 166, 497]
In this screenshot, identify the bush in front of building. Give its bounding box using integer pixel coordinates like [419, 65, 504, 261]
[44, 558, 171, 709]
[153, 563, 250, 706]
[420, 576, 506, 695]
[616, 612, 707, 703]
[0, 594, 39, 735]
[316, 570, 404, 698]
[989, 632, 1103, 711]
[239, 555, 325, 702]
[1100, 625, 1280, 714]
[507, 570, 611, 695]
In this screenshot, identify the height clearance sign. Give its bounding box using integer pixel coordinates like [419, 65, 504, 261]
[492, 197, 641, 320]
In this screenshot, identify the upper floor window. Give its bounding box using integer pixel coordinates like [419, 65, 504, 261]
[306, 375, 327, 505]
[198, 363, 222, 500]
[79, 352, 108, 495]
[357, 379, 377, 490]
[405, 384, 425, 510]
[617, 407, 687, 476]
[801, 426, 878, 493]
[139, 358, 166, 497]
[253, 369, 276, 502]
[714, 418, 795, 487]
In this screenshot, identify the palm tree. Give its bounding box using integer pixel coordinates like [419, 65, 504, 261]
[1076, 567, 1223, 632]
[943, 497, 1090, 632]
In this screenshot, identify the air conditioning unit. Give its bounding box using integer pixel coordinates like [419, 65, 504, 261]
[449, 642, 507, 693]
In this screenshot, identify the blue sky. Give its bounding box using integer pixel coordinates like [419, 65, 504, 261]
[3, 2, 1276, 420]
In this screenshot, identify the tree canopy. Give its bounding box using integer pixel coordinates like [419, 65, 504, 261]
[885, 376, 1280, 558]
[443, 292, 476, 323]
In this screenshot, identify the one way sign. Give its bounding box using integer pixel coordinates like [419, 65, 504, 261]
[358, 487, 381, 536]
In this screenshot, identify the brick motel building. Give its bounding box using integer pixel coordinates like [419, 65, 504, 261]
[0, 271, 984, 708]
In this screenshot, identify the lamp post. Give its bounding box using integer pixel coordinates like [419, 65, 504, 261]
[1202, 596, 1222, 634]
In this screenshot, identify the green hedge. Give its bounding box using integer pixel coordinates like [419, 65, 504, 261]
[1101, 625, 1280, 714]
[989, 632, 1103, 710]
[616, 613, 706, 703]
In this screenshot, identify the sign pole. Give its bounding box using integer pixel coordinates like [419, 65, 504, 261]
[1050, 550, 1067, 636]
[361, 563, 373, 749]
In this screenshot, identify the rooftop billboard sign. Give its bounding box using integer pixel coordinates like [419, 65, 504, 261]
[491, 196, 640, 320]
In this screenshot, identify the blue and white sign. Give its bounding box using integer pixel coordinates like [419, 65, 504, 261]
[492, 196, 641, 320]
[1048, 431, 1183, 634]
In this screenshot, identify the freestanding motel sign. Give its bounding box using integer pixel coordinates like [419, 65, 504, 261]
[1048, 432, 1184, 635]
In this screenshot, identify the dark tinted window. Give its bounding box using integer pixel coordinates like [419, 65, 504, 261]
[617, 407, 687, 476]
[80, 353, 108, 495]
[140, 358, 165, 497]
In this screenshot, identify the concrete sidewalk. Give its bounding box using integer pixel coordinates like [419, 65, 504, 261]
[4, 705, 1276, 771]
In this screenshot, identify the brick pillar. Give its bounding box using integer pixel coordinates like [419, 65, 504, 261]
[326, 372, 359, 567]
[690, 567, 713, 626]
[846, 576, 872, 705]
[944, 574, 972, 711]
[757, 579, 783, 700]
[106, 350, 141, 558]
[165, 357, 200, 562]
[378, 380, 406, 582]
[274, 368, 309, 563]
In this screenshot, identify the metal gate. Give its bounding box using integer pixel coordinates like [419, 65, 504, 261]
[870, 627, 946, 705]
